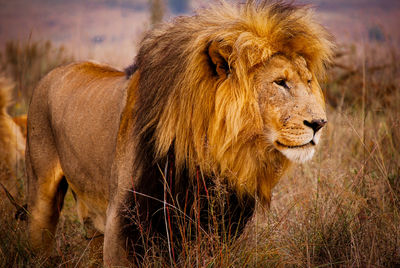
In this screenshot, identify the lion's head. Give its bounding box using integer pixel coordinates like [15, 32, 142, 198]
[132, 1, 334, 203]
[256, 54, 327, 163]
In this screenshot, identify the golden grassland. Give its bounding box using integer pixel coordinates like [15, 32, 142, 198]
[0, 39, 399, 267]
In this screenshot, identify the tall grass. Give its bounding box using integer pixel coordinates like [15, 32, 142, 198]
[0, 41, 399, 267]
[254, 43, 400, 267]
[0, 40, 73, 115]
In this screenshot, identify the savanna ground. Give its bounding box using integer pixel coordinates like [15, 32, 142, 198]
[1, 1, 400, 267]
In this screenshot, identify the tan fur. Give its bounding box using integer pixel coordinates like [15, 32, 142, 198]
[26, 1, 333, 265]
[0, 76, 25, 198]
[12, 114, 27, 138]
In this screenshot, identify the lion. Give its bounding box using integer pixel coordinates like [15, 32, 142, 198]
[26, 1, 333, 265]
[0, 76, 25, 199]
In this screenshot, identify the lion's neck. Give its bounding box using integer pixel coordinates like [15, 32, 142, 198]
[129, 145, 256, 241]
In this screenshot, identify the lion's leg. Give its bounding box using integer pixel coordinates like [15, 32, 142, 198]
[26, 132, 68, 252]
[103, 201, 131, 267]
[103, 175, 149, 266]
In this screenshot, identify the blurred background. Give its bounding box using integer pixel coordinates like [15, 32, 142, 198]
[1, 0, 399, 67]
[0, 0, 399, 267]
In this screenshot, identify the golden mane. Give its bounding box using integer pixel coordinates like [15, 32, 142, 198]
[131, 1, 334, 202]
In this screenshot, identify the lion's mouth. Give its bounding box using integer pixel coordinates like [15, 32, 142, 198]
[276, 140, 315, 149]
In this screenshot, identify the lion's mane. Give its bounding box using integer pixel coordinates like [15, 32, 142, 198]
[129, 1, 333, 203]
[24, 1, 334, 263]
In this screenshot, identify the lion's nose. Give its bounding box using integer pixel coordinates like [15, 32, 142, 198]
[303, 119, 327, 134]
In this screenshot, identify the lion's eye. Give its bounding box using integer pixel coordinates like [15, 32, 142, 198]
[307, 79, 312, 85]
[274, 79, 289, 89]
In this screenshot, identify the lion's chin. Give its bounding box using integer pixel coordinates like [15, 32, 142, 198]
[277, 144, 315, 163]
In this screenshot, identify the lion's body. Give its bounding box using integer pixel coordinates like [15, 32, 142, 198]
[26, 62, 127, 234]
[26, 1, 333, 265]
[0, 77, 25, 198]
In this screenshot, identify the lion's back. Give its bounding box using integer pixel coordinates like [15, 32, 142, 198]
[27, 61, 128, 205]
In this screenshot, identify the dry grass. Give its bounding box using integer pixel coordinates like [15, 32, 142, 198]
[0, 40, 73, 115]
[0, 39, 399, 267]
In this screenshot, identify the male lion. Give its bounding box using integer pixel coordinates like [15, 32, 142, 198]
[26, 1, 333, 265]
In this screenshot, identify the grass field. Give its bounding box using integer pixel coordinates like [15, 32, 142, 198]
[0, 3, 399, 267]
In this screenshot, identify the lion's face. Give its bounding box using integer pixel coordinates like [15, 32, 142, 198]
[255, 55, 327, 163]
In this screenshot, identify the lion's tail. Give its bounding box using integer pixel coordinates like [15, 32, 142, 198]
[0, 76, 14, 113]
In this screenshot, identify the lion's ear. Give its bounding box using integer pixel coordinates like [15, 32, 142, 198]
[208, 41, 230, 79]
